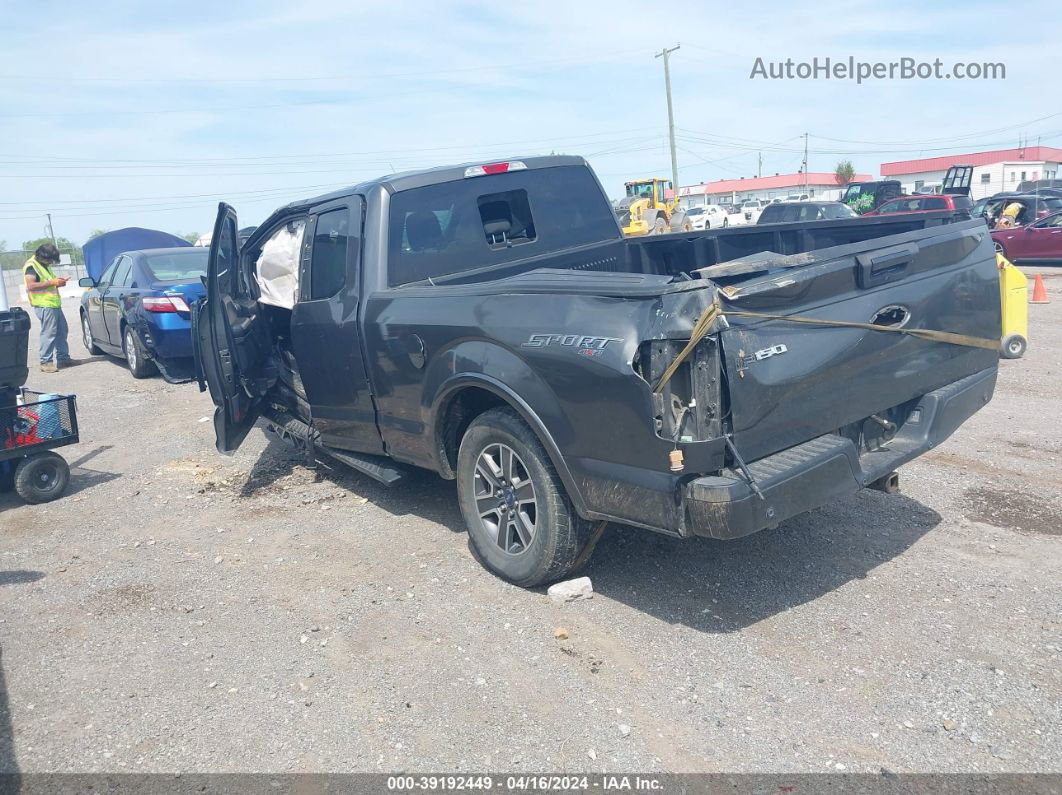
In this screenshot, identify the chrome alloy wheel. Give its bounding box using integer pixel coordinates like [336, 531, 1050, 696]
[473, 443, 538, 555]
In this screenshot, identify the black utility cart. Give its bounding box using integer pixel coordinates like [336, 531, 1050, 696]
[1, 307, 79, 504]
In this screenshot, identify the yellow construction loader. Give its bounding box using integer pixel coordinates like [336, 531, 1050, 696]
[613, 177, 690, 236]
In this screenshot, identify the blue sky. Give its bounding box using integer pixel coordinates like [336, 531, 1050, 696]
[1, 0, 1058, 248]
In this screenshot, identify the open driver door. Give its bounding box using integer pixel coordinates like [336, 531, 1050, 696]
[192, 203, 275, 453]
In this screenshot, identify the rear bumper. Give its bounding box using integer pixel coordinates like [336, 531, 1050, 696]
[136, 314, 194, 359]
[685, 366, 997, 540]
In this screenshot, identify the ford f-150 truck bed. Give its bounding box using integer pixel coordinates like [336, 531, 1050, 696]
[194, 156, 1000, 586]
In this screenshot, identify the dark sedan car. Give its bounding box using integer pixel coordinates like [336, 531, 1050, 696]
[973, 193, 1062, 227]
[78, 247, 207, 379]
[756, 201, 858, 224]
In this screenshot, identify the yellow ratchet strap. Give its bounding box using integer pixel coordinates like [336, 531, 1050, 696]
[652, 294, 999, 394]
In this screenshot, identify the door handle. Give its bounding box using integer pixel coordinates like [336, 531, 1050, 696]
[856, 244, 916, 289]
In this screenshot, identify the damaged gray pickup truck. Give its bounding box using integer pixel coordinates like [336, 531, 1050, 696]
[193, 156, 1000, 586]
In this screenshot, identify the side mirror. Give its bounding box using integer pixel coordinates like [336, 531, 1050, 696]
[78, 277, 95, 288]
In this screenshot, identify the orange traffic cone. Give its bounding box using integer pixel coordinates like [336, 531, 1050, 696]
[1031, 274, 1049, 304]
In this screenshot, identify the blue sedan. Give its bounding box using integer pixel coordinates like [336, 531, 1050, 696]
[78, 247, 207, 379]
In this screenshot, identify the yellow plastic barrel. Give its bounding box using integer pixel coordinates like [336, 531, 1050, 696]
[997, 253, 1028, 359]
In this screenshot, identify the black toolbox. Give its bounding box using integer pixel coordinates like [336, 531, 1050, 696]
[1, 307, 31, 395]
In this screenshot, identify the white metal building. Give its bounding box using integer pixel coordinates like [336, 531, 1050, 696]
[678, 172, 873, 207]
[880, 146, 1062, 199]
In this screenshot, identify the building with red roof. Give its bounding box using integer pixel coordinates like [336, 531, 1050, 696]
[880, 147, 1062, 198]
[679, 172, 872, 205]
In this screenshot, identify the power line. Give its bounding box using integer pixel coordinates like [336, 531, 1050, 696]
[0, 127, 663, 165]
[0, 49, 646, 85]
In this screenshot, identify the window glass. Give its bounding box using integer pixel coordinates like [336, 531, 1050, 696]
[97, 258, 121, 287]
[387, 166, 617, 286]
[216, 216, 238, 296]
[144, 249, 209, 282]
[308, 208, 350, 300]
[923, 197, 947, 209]
[822, 203, 857, 219]
[112, 257, 133, 288]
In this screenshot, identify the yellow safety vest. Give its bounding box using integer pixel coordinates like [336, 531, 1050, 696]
[24, 257, 62, 309]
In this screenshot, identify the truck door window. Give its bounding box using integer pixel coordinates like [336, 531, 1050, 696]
[308, 208, 349, 300]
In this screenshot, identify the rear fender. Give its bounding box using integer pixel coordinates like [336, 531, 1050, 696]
[425, 341, 586, 516]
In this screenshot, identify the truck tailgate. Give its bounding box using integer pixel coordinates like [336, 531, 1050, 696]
[718, 222, 1000, 462]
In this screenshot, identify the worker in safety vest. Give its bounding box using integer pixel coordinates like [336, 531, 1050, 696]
[994, 201, 1024, 229]
[23, 243, 79, 373]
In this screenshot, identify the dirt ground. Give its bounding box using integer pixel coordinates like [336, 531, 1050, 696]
[1, 274, 1060, 774]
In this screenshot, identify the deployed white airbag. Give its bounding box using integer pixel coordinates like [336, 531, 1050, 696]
[256, 220, 305, 309]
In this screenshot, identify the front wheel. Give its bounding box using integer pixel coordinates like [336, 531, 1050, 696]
[457, 408, 596, 587]
[124, 327, 157, 379]
[651, 216, 668, 235]
[994, 240, 1005, 257]
[81, 312, 102, 355]
[14, 452, 70, 504]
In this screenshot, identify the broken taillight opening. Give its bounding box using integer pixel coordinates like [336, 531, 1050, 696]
[142, 295, 191, 313]
[464, 161, 527, 178]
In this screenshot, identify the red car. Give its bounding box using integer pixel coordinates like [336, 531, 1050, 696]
[864, 193, 973, 219]
[992, 210, 1062, 263]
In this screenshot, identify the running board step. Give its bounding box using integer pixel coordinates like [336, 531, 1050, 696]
[262, 405, 411, 487]
[316, 444, 411, 487]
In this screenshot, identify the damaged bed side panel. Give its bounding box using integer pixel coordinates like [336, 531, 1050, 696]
[362, 281, 726, 533]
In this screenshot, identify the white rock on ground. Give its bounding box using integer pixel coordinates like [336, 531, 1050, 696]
[547, 577, 593, 604]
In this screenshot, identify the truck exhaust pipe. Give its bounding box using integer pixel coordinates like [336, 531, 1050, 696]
[869, 470, 900, 494]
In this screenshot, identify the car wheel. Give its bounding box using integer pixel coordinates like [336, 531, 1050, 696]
[652, 216, 668, 235]
[722, 217, 729, 228]
[123, 326, 157, 379]
[1001, 333, 1027, 359]
[457, 407, 596, 587]
[14, 451, 70, 504]
[993, 240, 1006, 258]
[81, 312, 102, 355]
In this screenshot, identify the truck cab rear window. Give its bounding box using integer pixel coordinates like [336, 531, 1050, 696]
[387, 166, 616, 286]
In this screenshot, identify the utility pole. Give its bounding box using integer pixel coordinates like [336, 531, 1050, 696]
[46, 212, 77, 278]
[655, 44, 681, 200]
[46, 213, 59, 250]
[801, 132, 809, 193]
[757, 151, 762, 179]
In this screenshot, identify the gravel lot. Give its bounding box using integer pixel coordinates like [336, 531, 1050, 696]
[1, 275, 1060, 775]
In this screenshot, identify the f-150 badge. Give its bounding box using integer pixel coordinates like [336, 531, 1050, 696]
[736, 343, 788, 376]
[522, 334, 623, 358]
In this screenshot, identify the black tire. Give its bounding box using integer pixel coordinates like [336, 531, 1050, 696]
[123, 326, 157, 379]
[14, 452, 70, 504]
[1001, 333, 1026, 359]
[457, 407, 596, 587]
[81, 312, 102, 356]
[722, 217, 729, 228]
